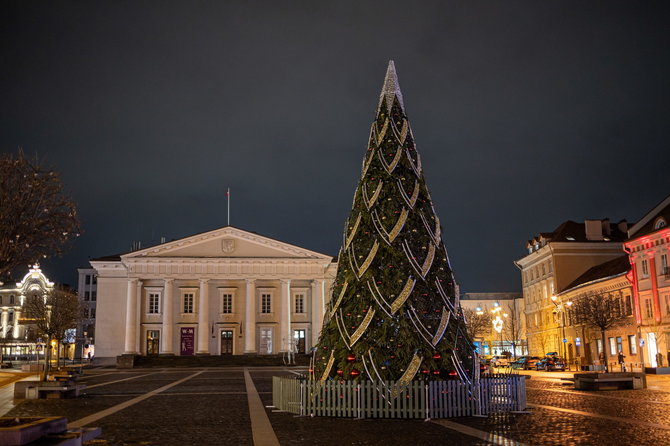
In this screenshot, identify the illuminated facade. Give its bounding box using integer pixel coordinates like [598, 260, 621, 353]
[91, 226, 337, 360]
[460, 292, 524, 356]
[624, 194, 670, 368]
[556, 256, 637, 369]
[516, 219, 629, 357]
[0, 264, 54, 357]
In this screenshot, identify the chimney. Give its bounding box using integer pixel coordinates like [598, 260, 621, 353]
[585, 220, 603, 241]
[601, 218, 611, 236]
[617, 220, 628, 233]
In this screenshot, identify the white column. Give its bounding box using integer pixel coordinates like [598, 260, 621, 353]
[280, 279, 291, 353]
[161, 278, 174, 354]
[12, 308, 21, 339]
[311, 279, 324, 346]
[1, 309, 8, 338]
[124, 278, 139, 354]
[197, 278, 210, 354]
[244, 279, 256, 353]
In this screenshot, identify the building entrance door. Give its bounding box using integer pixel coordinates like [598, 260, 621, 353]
[259, 328, 273, 354]
[146, 330, 160, 355]
[293, 329, 306, 354]
[220, 330, 233, 355]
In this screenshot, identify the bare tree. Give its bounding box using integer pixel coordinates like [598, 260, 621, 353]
[571, 291, 630, 372]
[504, 305, 523, 358]
[24, 286, 83, 380]
[462, 307, 492, 345]
[535, 331, 550, 357]
[0, 150, 80, 279]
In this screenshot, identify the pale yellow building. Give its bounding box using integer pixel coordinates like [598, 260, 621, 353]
[515, 219, 629, 357]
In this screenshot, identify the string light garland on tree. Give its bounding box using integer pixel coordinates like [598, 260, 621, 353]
[313, 61, 475, 385]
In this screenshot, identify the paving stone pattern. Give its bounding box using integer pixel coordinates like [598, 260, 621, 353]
[3, 368, 670, 445]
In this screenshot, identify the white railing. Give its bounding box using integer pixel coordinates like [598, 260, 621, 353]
[272, 374, 526, 419]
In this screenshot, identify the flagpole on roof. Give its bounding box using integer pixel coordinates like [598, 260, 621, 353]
[227, 187, 230, 226]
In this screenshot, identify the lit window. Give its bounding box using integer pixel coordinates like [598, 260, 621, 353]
[261, 293, 272, 314]
[628, 335, 637, 355]
[608, 337, 616, 356]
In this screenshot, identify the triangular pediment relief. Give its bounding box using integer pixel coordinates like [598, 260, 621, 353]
[121, 226, 332, 261]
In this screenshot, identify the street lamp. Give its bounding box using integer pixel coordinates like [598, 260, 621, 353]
[491, 305, 509, 356]
[550, 295, 572, 366]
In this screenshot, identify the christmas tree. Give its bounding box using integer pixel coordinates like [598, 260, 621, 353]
[313, 61, 475, 384]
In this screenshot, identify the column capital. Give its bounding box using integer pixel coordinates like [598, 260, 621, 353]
[164, 278, 174, 284]
[199, 278, 210, 284]
[280, 278, 291, 285]
[245, 278, 256, 284]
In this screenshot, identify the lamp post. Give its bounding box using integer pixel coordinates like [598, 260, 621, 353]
[550, 295, 572, 367]
[491, 303, 509, 357]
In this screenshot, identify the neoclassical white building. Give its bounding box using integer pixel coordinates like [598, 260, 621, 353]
[91, 226, 337, 359]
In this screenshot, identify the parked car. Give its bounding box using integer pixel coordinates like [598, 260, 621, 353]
[512, 356, 541, 370]
[490, 355, 510, 367]
[536, 355, 566, 371]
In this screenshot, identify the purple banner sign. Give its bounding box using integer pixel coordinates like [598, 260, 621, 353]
[180, 327, 195, 356]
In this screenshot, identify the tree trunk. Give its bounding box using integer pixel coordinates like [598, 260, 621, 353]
[42, 336, 51, 381]
[601, 330, 608, 373]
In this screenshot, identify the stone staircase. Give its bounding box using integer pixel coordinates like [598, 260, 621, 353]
[132, 354, 311, 368]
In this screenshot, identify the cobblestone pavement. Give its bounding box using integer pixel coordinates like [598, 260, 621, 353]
[1, 367, 669, 445]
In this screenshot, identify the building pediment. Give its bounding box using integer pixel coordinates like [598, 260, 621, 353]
[121, 226, 332, 261]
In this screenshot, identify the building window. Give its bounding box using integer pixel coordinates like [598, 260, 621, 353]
[85, 275, 91, 285]
[628, 335, 637, 355]
[261, 293, 272, 314]
[655, 218, 667, 229]
[662, 254, 668, 275]
[665, 294, 670, 316]
[9, 295, 15, 304]
[548, 261, 553, 273]
[92, 275, 97, 284]
[624, 295, 632, 316]
[84, 291, 90, 301]
[596, 339, 603, 355]
[541, 264, 546, 276]
[84, 308, 89, 318]
[183, 293, 195, 314]
[641, 260, 649, 277]
[91, 308, 96, 319]
[645, 298, 653, 318]
[294, 293, 305, 314]
[616, 337, 623, 354]
[148, 292, 160, 314]
[222, 293, 233, 314]
[608, 337, 616, 356]
[91, 291, 97, 301]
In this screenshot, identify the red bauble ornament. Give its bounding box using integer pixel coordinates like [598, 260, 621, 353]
[432, 370, 440, 375]
[336, 369, 343, 376]
[433, 353, 441, 360]
[421, 369, 429, 374]
[347, 353, 356, 362]
[350, 369, 360, 377]
[448, 370, 457, 377]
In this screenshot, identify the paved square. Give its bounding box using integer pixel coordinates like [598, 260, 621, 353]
[2, 368, 669, 445]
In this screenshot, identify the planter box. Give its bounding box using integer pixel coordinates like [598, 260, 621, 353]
[21, 363, 44, 372]
[573, 372, 646, 390]
[116, 354, 137, 369]
[645, 367, 670, 375]
[0, 417, 67, 446]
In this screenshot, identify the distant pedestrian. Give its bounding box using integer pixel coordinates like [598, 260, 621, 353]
[618, 351, 625, 372]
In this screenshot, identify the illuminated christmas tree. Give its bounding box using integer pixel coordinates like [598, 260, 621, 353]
[313, 61, 475, 384]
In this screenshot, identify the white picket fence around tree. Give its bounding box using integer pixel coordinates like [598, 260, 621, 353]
[272, 374, 527, 419]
